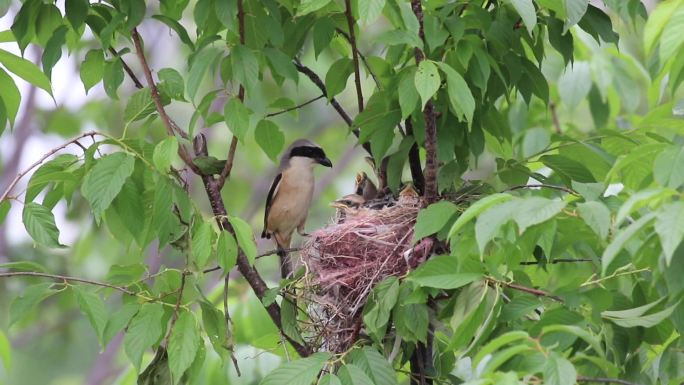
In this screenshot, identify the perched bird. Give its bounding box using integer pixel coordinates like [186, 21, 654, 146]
[355, 171, 378, 201]
[330, 193, 366, 222]
[262, 139, 332, 278]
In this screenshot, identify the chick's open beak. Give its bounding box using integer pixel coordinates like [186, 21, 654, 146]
[329, 201, 347, 209]
[317, 157, 333, 167]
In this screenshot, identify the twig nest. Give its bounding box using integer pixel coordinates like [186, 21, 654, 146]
[299, 196, 423, 352]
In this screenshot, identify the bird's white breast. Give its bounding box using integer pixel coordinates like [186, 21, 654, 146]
[267, 158, 316, 233]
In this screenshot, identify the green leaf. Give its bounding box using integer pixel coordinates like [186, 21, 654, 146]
[543, 352, 576, 385]
[0, 200, 9, 225]
[359, 0, 386, 24]
[363, 277, 400, 340]
[353, 91, 401, 143]
[602, 299, 680, 328]
[187, 47, 221, 101]
[313, 18, 335, 59]
[653, 146, 684, 189]
[435, 62, 475, 123]
[80, 50, 105, 94]
[655, 202, 684, 265]
[541, 325, 605, 358]
[41, 25, 67, 80]
[281, 298, 305, 345]
[124, 88, 156, 123]
[199, 300, 227, 359]
[448, 193, 513, 239]
[255, 119, 285, 162]
[10, 282, 58, 326]
[264, 48, 298, 83]
[192, 220, 214, 268]
[558, 62, 591, 109]
[216, 231, 238, 271]
[228, 216, 257, 264]
[231, 45, 259, 94]
[643, 0, 684, 56]
[410, 255, 483, 289]
[26, 154, 78, 202]
[0, 48, 52, 96]
[319, 374, 342, 385]
[124, 303, 165, 372]
[413, 201, 458, 243]
[258, 352, 331, 385]
[0, 329, 10, 372]
[22, 202, 63, 248]
[81, 152, 135, 222]
[297, 0, 331, 16]
[153, 136, 179, 173]
[168, 311, 200, 383]
[577, 201, 611, 241]
[65, 0, 88, 30]
[0, 68, 20, 126]
[615, 188, 672, 225]
[563, 0, 589, 33]
[513, 197, 567, 234]
[325, 58, 353, 100]
[223, 98, 251, 143]
[73, 286, 108, 345]
[0, 260, 47, 273]
[473, 331, 530, 367]
[105, 263, 146, 285]
[338, 364, 375, 385]
[602, 211, 656, 275]
[398, 68, 419, 119]
[152, 15, 195, 50]
[541, 155, 595, 183]
[475, 199, 519, 253]
[158, 68, 185, 101]
[103, 59, 124, 99]
[348, 347, 397, 385]
[414, 60, 440, 110]
[508, 0, 537, 34]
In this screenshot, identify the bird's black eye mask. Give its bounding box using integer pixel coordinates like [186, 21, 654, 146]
[290, 146, 327, 160]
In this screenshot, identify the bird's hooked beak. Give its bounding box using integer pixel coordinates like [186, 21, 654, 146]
[317, 157, 333, 167]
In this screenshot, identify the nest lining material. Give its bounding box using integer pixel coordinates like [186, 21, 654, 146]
[299, 196, 429, 352]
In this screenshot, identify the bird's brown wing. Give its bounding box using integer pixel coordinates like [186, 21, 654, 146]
[262, 173, 282, 238]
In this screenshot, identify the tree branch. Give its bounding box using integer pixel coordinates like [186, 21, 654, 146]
[411, 0, 438, 203]
[0, 131, 98, 202]
[486, 277, 564, 302]
[549, 102, 562, 134]
[505, 183, 579, 195]
[577, 376, 641, 385]
[266, 95, 325, 117]
[293, 59, 374, 153]
[109, 47, 144, 89]
[520, 258, 593, 265]
[223, 274, 241, 375]
[335, 28, 380, 88]
[0, 271, 136, 296]
[130, 28, 201, 175]
[404, 119, 425, 194]
[344, 0, 364, 112]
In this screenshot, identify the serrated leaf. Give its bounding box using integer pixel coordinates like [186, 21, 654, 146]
[577, 201, 610, 240]
[413, 201, 458, 243]
[509, 0, 536, 34]
[199, 300, 227, 360]
[10, 282, 58, 326]
[0, 48, 52, 96]
[22, 202, 63, 248]
[297, 0, 331, 16]
[73, 286, 108, 346]
[41, 25, 67, 80]
[81, 152, 135, 221]
[475, 200, 518, 254]
[541, 154, 595, 183]
[168, 311, 200, 383]
[325, 58, 353, 100]
[348, 347, 397, 385]
[410, 255, 483, 289]
[359, 0, 385, 24]
[643, 0, 684, 56]
[602, 211, 656, 275]
[448, 193, 513, 239]
[281, 298, 304, 345]
[124, 88, 156, 123]
[544, 352, 576, 385]
[655, 202, 684, 265]
[224, 98, 251, 143]
[254, 119, 284, 162]
[654, 146, 684, 189]
[563, 0, 589, 33]
[187, 47, 221, 101]
[153, 136, 179, 173]
[158, 68, 185, 101]
[338, 364, 375, 385]
[0, 260, 47, 272]
[0, 68, 20, 126]
[602, 298, 680, 328]
[414, 60, 440, 110]
[216, 231, 238, 270]
[66, 0, 88, 30]
[192, 220, 214, 268]
[435, 62, 475, 123]
[258, 352, 330, 385]
[398, 68, 419, 119]
[265, 48, 298, 83]
[231, 45, 258, 94]
[124, 303, 165, 372]
[80, 50, 104, 94]
[319, 374, 342, 385]
[513, 197, 566, 234]
[228, 216, 257, 264]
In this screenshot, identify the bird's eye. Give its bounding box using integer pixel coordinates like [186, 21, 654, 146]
[342, 200, 351, 205]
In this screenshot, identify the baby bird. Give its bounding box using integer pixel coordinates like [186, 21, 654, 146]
[355, 171, 378, 201]
[330, 193, 367, 222]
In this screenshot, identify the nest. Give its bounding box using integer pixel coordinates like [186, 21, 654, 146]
[299, 195, 432, 352]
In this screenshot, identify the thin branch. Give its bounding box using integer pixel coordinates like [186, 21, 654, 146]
[109, 47, 144, 89]
[520, 258, 593, 265]
[0, 271, 136, 296]
[505, 183, 579, 195]
[0, 131, 98, 202]
[335, 28, 380, 88]
[576, 376, 641, 385]
[344, 0, 364, 112]
[266, 95, 325, 117]
[486, 277, 564, 302]
[293, 59, 373, 158]
[217, 0, 246, 189]
[411, 0, 438, 203]
[130, 28, 201, 175]
[163, 271, 187, 346]
[223, 274, 241, 376]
